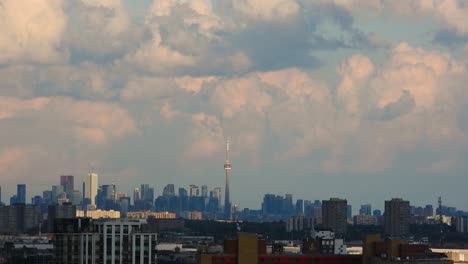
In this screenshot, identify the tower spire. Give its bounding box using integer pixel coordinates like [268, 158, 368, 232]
[224, 138, 232, 220]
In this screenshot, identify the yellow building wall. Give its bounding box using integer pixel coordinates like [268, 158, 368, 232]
[238, 233, 258, 264]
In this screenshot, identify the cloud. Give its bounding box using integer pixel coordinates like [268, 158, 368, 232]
[229, 0, 300, 22]
[368, 91, 415, 121]
[0, 96, 137, 144]
[0, 148, 28, 175]
[0, 0, 67, 64]
[321, 0, 468, 36]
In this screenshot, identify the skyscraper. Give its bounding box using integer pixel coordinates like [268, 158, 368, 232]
[17, 184, 26, 204]
[213, 187, 222, 209]
[189, 185, 199, 197]
[85, 172, 98, 206]
[322, 198, 347, 235]
[60, 175, 74, 194]
[201, 185, 208, 197]
[360, 204, 372, 215]
[224, 138, 232, 220]
[133, 188, 141, 204]
[163, 184, 175, 197]
[384, 198, 410, 238]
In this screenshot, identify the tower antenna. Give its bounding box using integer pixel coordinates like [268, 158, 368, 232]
[224, 137, 232, 221]
[438, 196, 443, 247]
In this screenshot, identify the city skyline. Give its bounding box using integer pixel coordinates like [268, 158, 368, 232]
[1, 0, 468, 210]
[0, 179, 463, 215]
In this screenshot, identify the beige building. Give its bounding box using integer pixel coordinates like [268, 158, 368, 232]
[126, 211, 176, 219]
[76, 209, 120, 219]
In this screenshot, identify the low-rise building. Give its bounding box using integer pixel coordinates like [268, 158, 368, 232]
[126, 211, 176, 219]
[353, 214, 378, 225]
[76, 209, 120, 219]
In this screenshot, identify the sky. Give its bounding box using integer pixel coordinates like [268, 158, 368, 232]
[1, 0, 468, 212]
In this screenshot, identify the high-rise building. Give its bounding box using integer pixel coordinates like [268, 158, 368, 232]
[163, 184, 175, 197]
[17, 184, 26, 204]
[0, 185, 2, 204]
[102, 185, 116, 201]
[360, 204, 372, 216]
[384, 198, 410, 238]
[189, 185, 199, 197]
[134, 188, 141, 204]
[347, 204, 352, 220]
[178, 188, 188, 197]
[53, 218, 158, 264]
[141, 184, 154, 201]
[85, 172, 98, 206]
[424, 205, 434, 217]
[0, 204, 42, 233]
[213, 187, 222, 209]
[60, 175, 74, 194]
[52, 185, 65, 203]
[296, 199, 304, 215]
[373, 209, 382, 218]
[322, 198, 348, 235]
[201, 185, 208, 197]
[284, 194, 294, 215]
[224, 138, 232, 220]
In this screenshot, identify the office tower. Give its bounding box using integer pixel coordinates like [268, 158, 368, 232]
[48, 203, 76, 232]
[213, 187, 222, 209]
[189, 185, 199, 197]
[262, 194, 283, 215]
[178, 188, 189, 212]
[347, 204, 352, 220]
[133, 188, 141, 204]
[85, 172, 98, 206]
[163, 184, 175, 197]
[360, 204, 372, 215]
[373, 209, 382, 218]
[384, 198, 410, 238]
[424, 205, 434, 217]
[224, 138, 232, 220]
[322, 198, 348, 235]
[60, 175, 74, 194]
[141, 184, 154, 202]
[0, 204, 42, 233]
[32, 196, 42, 205]
[17, 184, 26, 204]
[70, 191, 82, 205]
[284, 194, 294, 215]
[296, 199, 304, 215]
[52, 185, 65, 203]
[102, 185, 116, 201]
[178, 188, 188, 197]
[201, 185, 208, 197]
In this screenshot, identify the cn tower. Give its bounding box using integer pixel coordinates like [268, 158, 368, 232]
[224, 138, 232, 220]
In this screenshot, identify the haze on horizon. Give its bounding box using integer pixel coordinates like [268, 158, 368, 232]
[1, 0, 468, 211]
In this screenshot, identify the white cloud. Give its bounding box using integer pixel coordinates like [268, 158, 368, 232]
[230, 0, 300, 22]
[0, 0, 67, 64]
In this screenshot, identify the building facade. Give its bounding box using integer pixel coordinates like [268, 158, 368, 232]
[384, 198, 410, 238]
[85, 173, 98, 206]
[53, 218, 158, 264]
[322, 198, 347, 235]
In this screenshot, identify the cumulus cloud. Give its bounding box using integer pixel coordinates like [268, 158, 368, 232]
[0, 96, 137, 144]
[0, 0, 67, 64]
[229, 0, 300, 22]
[320, 0, 468, 36]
